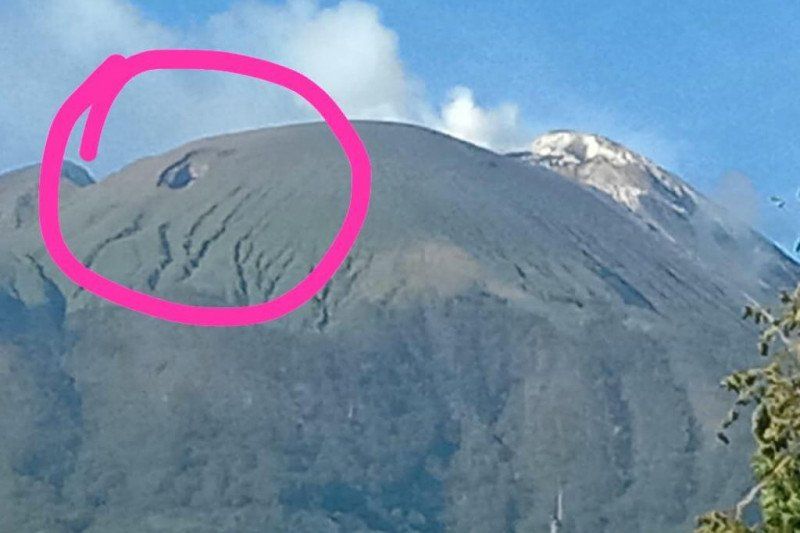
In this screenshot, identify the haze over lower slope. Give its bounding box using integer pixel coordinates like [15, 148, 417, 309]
[0, 121, 796, 532]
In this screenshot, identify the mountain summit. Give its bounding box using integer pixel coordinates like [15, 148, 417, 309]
[0, 122, 795, 532]
[521, 131, 694, 216]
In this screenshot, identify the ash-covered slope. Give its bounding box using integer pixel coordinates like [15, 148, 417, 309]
[0, 122, 795, 532]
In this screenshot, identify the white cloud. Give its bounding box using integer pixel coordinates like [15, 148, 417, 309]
[1, 0, 530, 176]
[0, 0, 179, 173]
[437, 86, 529, 151]
[194, 0, 427, 120]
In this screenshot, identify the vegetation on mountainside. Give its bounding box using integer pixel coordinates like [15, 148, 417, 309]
[697, 286, 800, 532]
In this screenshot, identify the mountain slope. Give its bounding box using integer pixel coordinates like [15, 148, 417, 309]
[0, 122, 794, 532]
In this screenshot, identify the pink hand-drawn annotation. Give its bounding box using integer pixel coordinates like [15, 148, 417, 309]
[39, 50, 372, 327]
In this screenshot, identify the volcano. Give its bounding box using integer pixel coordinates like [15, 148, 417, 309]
[0, 122, 794, 532]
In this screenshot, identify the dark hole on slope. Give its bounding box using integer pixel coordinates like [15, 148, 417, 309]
[158, 161, 195, 189]
[62, 160, 95, 187]
[157, 151, 209, 189]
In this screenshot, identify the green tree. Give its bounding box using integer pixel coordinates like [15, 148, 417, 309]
[696, 286, 800, 532]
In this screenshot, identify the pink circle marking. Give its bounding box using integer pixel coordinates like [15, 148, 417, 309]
[39, 50, 371, 327]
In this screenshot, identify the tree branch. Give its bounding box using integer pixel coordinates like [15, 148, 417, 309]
[733, 454, 791, 521]
[744, 293, 791, 347]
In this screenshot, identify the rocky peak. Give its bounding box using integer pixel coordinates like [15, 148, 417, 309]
[512, 130, 697, 221]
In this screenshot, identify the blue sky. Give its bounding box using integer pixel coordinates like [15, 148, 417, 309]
[3, 0, 800, 250]
[346, 0, 800, 251]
